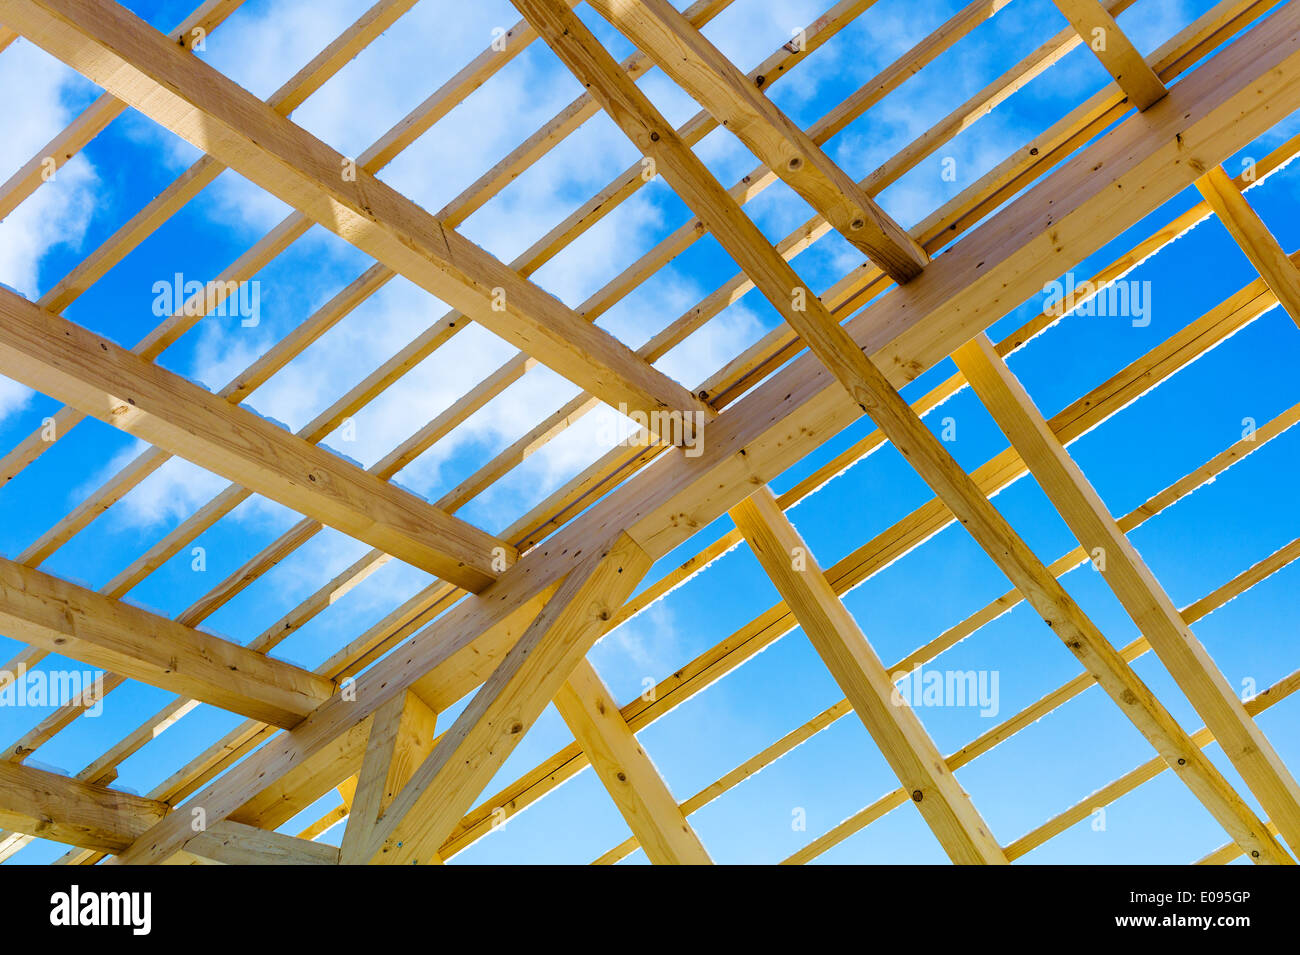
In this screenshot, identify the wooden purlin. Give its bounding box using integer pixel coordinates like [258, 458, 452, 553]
[0, 0, 1292, 864]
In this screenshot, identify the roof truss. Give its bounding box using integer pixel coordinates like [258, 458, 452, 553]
[0, 0, 1292, 866]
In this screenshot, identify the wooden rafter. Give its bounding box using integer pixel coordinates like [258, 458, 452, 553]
[0, 557, 333, 728]
[576, 0, 929, 282]
[1194, 163, 1300, 328]
[730, 487, 1007, 864]
[0, 761, 335, 862]
[554, 659, 712, 864]
[1052, 0, 1167, 108]
[0, 286, 510, 593]
[952, 332, 1300, 855]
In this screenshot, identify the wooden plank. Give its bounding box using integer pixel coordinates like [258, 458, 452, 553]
[730, 487, 1007, 864]
[553, 658, 712, 864]
[0, 761, 165, 853]
[0, 0, 709, 445]
[953, 331, 1300, 856]
[339, 691, 440, 864]
[362, 533, 653, 865]
[188, 820, 339, 865]
[572, 0, 928, 282]
[1052, 0, 1167, 108]
[0, 285, 509, 593]
[107, 7, 1300, 865]
[0, 557, 333, 728]
[1195, 163, 1300, 328]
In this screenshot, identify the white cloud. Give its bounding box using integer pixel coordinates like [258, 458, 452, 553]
[0, 41, 100, 300]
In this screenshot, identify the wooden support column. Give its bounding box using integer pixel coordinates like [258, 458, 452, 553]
[361, 533, 653, 864]
[730, 486, 1008, 864]
[339, 690, 440, 864]
[554, 658, 712, 864]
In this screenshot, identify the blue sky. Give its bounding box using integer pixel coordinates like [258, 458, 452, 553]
[0, 0, 1297, 864]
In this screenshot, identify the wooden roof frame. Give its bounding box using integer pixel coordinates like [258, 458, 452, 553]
[0, 0, 1292, 865]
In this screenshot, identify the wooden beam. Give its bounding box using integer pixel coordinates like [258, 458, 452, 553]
[106, 7, 1300, 866]
[0, 0, 709, 446]
[0, 556, 334, 728]
[572, 0, 928, 282]
[0, 760, 165, 854]
[1052, 0, 1167, 108]
[187, 819, 339, 865]
[730, 486, 1007, 864]
[952, 331, 1300, 856]
[0, 286, 509, 593]
[553, 658, 712, 864]
[0, 759, 335, 862]
[362, 533, 653, 864]
[339, 690, 440, 864]
[1195, 163, 1300, 328]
